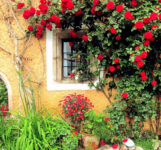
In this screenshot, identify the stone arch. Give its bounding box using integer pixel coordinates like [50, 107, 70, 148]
[0, 72, 12, 110]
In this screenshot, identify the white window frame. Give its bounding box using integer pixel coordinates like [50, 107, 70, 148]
[46, 29, 103, 91]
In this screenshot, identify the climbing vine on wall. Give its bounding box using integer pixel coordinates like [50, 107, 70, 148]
[14, 0, 161, 136]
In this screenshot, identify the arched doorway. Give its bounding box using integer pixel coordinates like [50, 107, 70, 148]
[0, 72, 12, 111]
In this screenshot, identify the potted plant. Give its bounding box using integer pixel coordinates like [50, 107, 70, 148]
[80, 110, 113, 149]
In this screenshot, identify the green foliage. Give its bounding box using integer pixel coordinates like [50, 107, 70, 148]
[81, 110, 113, 143]
[0, 81, 8, 105]
[134, 138, 155, 150]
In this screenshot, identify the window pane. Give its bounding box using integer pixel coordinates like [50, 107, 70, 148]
[63, 67, 72, 77]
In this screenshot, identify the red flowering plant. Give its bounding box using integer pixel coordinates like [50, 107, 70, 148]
[59, 94, 94, 125]
[15, 0, 161, 139]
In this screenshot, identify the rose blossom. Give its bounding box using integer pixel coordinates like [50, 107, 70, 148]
[143, 40, 150, 46]
[28, 26, 33, 31]
[82, 35, 88, 41]
[143, 17, 151, 24]
[17, 3, 25, 9]
[37, 26, 43, 32]
[110, 28, 116, 34]
[112, 144, 118, 149]
[140, 72, 145, 76]
[141, 76, 147, 81]
[131, 0, 138, 7]
[75, 8, 82, 16]
[97, 54, 103, 61]
[135, 21, 144, 29]
[109, 66, 116, 72]
[106, 2, 115, 10]
[116, 4, 123, 12]
[66, 1, 74, 10]
[123, 139, 128, 143]
[144, 32, 153, 40]
[115, 35, 121, 40]
[150, 12, 158, 20]
[141, 52, 148, 59]
[70, 72, 74, 77]
[70, 30, 77, 38]
[152, 80, 157, 86]
[69, 42, 73, 47]
[124, 11, 134, 20]
[40, 19, 46, 26]
[114, 58, 119, 64]
[135, 55, 142, 62]
[100, 139, 105, 146]
[136, 61, 144, 68]
[122, 92, 128, 99]
[36, 32, 41, 38]
[116, 65, 120, 69]
[46, 23, 52, 30]
[23, 10, 31, 19]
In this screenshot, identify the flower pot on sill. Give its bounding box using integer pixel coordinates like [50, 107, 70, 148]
[81, 132, 100, 150]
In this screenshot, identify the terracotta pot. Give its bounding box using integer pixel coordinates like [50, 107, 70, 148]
[81, 132, 100, 150]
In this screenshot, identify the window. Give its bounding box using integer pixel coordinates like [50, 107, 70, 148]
[46, 29, 103, 91]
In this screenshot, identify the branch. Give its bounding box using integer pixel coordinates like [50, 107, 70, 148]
[0, 45, 13, 55]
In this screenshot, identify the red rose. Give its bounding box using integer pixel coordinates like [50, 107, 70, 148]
[105, 118, 110, 121]
[93, 0, 99, 6]
[37, 26, 43, 32]
[30, 7, 36, 16]
[70, 30, 77, 38]
[66, 1, 74, 10]
[140, 72, 145, 76]
[159, 13, 161, 20]
[135, 21, 144, 29]
[97, 54, 103, 61]
[135, 45, 140, 50]
[36, 10, 40, 16]
[124, 11, 134, 20]
[130, 53, 133, 57]
[150, 38, 155, 42]
[109, 66, 115, 72]
[136, 61, 144, 68]
[46, 23, 52, 30]
[123, 139, 128, 143]
[112, 144, 118, 149]
[54, 16, 61, 24]
[143, 40, 150, 46]
[82, 35, 88, 41]
[75, 8, 82, 16]
[152, 80, 157, 86]
[138, 123, 142, 126]
[40, 0, 46, 4]
[135, 55, 142, 62]
[70, 72, 74, 77]
[106, 2, 115, 10]
[69, 42, 73, 47]
[36, 32, 42, 38]
[23, 10, 31, 19]
[115, 35, 121, 40]
[100, 139, 105, 146]
[17, 3, 25, 9]
[144, 32, 153, 40]
[141, 76, 147, 81]
[114, 58, 119, 64]
[141, 52, 148, 59]
[122, 92, 128, 99]
[28, 26, 33, 31]
[91, 6, 96, 14]
[159, 0, 161, 2]
[116, 65, 120, 69]
[56, 24, 62, 28]
[150, 12, 158, 20]
[40, 19, 46, 26]
[131, 0, 138, 7]
[110, 28, 116, 34]
[152, 25, 158, 31]
[116, 4, 123, 12]
[97, 11, 102, 16]
[39, 4, 48, 14]
[143, 17, 151, 24]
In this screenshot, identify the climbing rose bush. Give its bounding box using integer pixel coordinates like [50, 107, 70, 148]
[14, 0, 161, 140]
